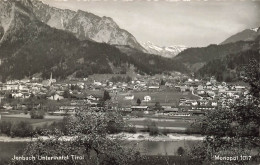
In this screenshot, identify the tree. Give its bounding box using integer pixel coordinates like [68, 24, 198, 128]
[10, 121, 33, 138]
[160, 79, 166, 86]
[136, 98, 141, 106]
[63, 89, 71, 99]
[192, 59, 260, 164]
[103, 90, 111, 101]
[145, 119, 159, 136]
[11, 108, 140, 165]
[177, 147, 185, 156]
[126, 76, 132, 83]
[154, 102, 162, 111]
[8, 93, 13, 99]
[30, 109, 45, 119]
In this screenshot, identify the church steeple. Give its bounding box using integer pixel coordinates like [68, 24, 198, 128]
[50, 72, 52, 82]
[48, 72, 53, 86]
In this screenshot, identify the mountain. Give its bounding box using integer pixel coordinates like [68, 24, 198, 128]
[173, 26, 260, 81]
[30, 0, 146, 52]
[173, 40, 256, 72]
[221, 27, 260, 45]
[0, 0, 185, 81]
[142, 41, 187, 58]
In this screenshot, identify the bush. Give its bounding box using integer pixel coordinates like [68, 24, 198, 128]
[146, 120, 159, 136]
[127, 126, 137, 133]
[185, 122, 202, 134]
[10, 121, 33, 138]
[30, 109, 45, 119]
[34, 126, 44, 136]
[0, 121, 12, 136]
[107, 120, 122, 134]
[161, 129, 170, 135]
[133, 111, 144, 118]
[47, 117, 70, 135]
[177, 147, 185, 156]
[149, 124, 159, 136]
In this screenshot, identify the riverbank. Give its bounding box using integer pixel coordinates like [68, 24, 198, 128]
[113, 132, 204, 141]
[0, 133, 204, 142]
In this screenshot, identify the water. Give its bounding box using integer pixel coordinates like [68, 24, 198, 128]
[0, 142, 28, 163]
[130, 140, 198, 155]
[0, 140, 199, 163]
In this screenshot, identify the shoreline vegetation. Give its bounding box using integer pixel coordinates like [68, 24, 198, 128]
[0, 133, 204, 142]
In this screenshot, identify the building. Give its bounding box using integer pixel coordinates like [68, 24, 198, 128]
[143, 96, 151, 102]
[124, 95, 134, 100]
[131, 106, 149, 111]
[47, 94, 64, 101]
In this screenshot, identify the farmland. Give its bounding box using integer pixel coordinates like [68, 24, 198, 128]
[0, 114, 63, 128]
[115, 90, 199, 106]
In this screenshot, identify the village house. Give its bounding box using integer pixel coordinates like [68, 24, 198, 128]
[124, 94, 134, 100]
[93, 81, 102, 86]
[197, 85, 204, 91]
[235, 86, 246, 91]
[211, 101, 218, 107]
[87, 94, 101, 101]
[47, 93, 64, 101]
[148, 85, 160, 91]
[163, 107, 179, 114]
[131, 106, 149, 111]
[178, 85, 188, 92]
[5, 84, 19, 91]
[143, 95, 152, 102]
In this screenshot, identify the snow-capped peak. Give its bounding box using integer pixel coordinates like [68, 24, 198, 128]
[250, 27, 259, 32]
[142, 41, 188, 58]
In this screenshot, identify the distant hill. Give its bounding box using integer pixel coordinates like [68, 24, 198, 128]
[173, 40, 255, 71]
[174, 26, 260, 72]
[142, 41, 187, 58]
[221, 27, 260, 45]
[173, 26, 260, 80]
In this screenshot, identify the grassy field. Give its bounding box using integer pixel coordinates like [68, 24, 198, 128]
[0, 115, 62, 128]
[83, 89, 199, 107]
[116, 91, 199, 106]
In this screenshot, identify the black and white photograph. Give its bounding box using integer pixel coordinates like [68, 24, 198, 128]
[0, 0, 259, 164]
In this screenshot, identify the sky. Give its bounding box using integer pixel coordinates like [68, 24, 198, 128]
[42, 0, 260, 47]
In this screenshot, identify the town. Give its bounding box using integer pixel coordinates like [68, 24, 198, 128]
[0, 71, 248, 127]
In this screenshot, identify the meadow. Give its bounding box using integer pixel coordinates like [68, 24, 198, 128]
[115, 90, 199, 107]
[0, 115, 62, 128]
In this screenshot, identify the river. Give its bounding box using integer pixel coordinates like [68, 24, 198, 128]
[0, 134, 201, 163]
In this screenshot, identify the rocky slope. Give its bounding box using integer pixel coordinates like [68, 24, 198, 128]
[30, 0, 146, 52]
[142, 41, 187, 58]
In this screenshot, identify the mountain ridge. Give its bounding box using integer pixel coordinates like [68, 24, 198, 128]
[142, 41, 187, 58]
[220, 27, 260, 45]
[196, 36, 260, 82]
[30, 0, 146, 52]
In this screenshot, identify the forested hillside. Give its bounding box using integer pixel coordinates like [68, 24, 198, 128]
[196, 48, 260, 82]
